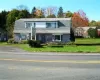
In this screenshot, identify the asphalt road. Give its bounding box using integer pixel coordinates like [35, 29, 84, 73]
[0, 46, 100, 80]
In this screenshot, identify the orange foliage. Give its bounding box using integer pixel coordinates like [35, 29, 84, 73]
[72, 12, 89, 28]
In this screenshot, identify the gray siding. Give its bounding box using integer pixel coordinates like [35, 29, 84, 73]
[62, 34, 70, 42]
[36, 34, 70, 43]
[36, 28, 70, 34]
[14, 20, 31, 33]
[14, 33, 30, 41]
[58, 20, 71, 28]
[36, 34, 52, 43]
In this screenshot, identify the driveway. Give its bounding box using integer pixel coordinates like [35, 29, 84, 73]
[0, 46, 25, 53]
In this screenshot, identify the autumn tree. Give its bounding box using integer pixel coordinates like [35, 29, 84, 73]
[72, 10, 89, 28]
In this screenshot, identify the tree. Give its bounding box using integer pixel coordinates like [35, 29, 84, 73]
[35, 9, 45, 18]
[87, 28, 98, 38]
[6, 9, 19, 38]
[70, 27, 75, 42]
[31, 7, 37, 18]
[47, 14, 56, 18]
[0, 10, 9, 30]
[72, 10, 89, 28]
[18, 10, 30, 18]
[57, 7, 63, 18]
[95, 21, 100, 27]
[89, 20, 97, 26]
[17, 5, 29, 11]
[66, 11, 73, 18]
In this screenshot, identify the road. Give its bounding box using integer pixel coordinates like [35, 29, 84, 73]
[0, 46, 100, 80]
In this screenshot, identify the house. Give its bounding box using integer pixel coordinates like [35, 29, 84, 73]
[74, 27, 96, 38]
[14, 18, 72, 43]
[0, 28, 8, 42]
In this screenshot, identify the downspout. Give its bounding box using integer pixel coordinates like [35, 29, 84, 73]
[31, 25, 32, 40]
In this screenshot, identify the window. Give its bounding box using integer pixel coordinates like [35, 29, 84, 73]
[53, 35, 62, 41]
[25, 22, 32, 28]
[55, 35, 60, 41]
[46, 22, 56, 28]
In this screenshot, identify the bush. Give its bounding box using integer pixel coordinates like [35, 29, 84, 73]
[87, 28, 98, 38]
[46, 41, 65, 47]
[20, 40, 28, 44]
[28, 40, 42, 48]
[66, 42, 75, 45]
[7, 38, 15, 44]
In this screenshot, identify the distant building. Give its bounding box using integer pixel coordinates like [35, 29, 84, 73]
[74, 27, 96, 38]
[0, 28, 8, 41]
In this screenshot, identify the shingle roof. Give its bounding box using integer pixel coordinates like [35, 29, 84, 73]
[18, 18, 71, 22]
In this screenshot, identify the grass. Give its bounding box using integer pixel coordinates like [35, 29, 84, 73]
[75, 38, 100, 44]
[1, 38, 100, 53]
[18, 45, 100, 53]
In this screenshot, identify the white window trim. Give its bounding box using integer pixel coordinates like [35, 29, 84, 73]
[25, 22, 34, 28]
[53, 34, 62, 42]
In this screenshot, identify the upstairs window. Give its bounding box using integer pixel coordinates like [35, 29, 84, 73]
[46, 22, 57, 28]
[25, 22, 32, 28]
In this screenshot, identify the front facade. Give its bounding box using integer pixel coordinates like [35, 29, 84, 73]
[14, 18, 72, 43]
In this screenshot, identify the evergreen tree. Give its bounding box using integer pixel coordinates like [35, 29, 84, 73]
[57, 7, 64, 18]
[31, 7, 36, 18]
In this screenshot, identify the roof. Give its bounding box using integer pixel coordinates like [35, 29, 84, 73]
[17, 18, 71, 22]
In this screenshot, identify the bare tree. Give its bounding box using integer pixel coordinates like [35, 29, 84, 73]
[16, 5, 29, 11]
[42, 6, 58, 17]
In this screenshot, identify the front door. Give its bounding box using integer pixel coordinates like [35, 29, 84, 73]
[41, 34, 46, 43]
[37, 34, 46, 43]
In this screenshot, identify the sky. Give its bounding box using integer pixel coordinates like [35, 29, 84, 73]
[0, 0, 100, 21]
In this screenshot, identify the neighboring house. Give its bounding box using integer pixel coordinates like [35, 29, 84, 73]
[14, 18, 72, 43]
[74, 27, 96, 38]
[0, 28, 8, 41]
[97, 27, 100, 36]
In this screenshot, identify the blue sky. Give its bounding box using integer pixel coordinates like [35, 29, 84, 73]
[0, 0, 99, 21]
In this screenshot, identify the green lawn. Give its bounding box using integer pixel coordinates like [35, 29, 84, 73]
[75, 38, 100, 44]
[17, 44, 100, 53]
[1, 38, 100, 53]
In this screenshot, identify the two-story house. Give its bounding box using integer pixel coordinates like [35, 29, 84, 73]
[14, 18, 72, 43]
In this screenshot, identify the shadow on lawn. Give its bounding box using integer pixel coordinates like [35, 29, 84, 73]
[76, 43, 100, 46]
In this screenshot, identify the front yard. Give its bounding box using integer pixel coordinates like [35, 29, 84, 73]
[1, 38, 100, 53]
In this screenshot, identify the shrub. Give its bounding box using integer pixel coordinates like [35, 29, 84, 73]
[46, 41, 65, 47]
[20, 40, 28, 44]
[87, 28, 98, 38]
[7, 38, 15, 44]
[66, 42, 75, 45]
[28, 40, 42, 48]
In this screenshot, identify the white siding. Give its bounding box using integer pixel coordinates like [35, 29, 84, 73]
[36, 22, 46, 28]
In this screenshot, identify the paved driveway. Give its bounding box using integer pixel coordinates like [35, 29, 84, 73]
[0, 46, 25, 53]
